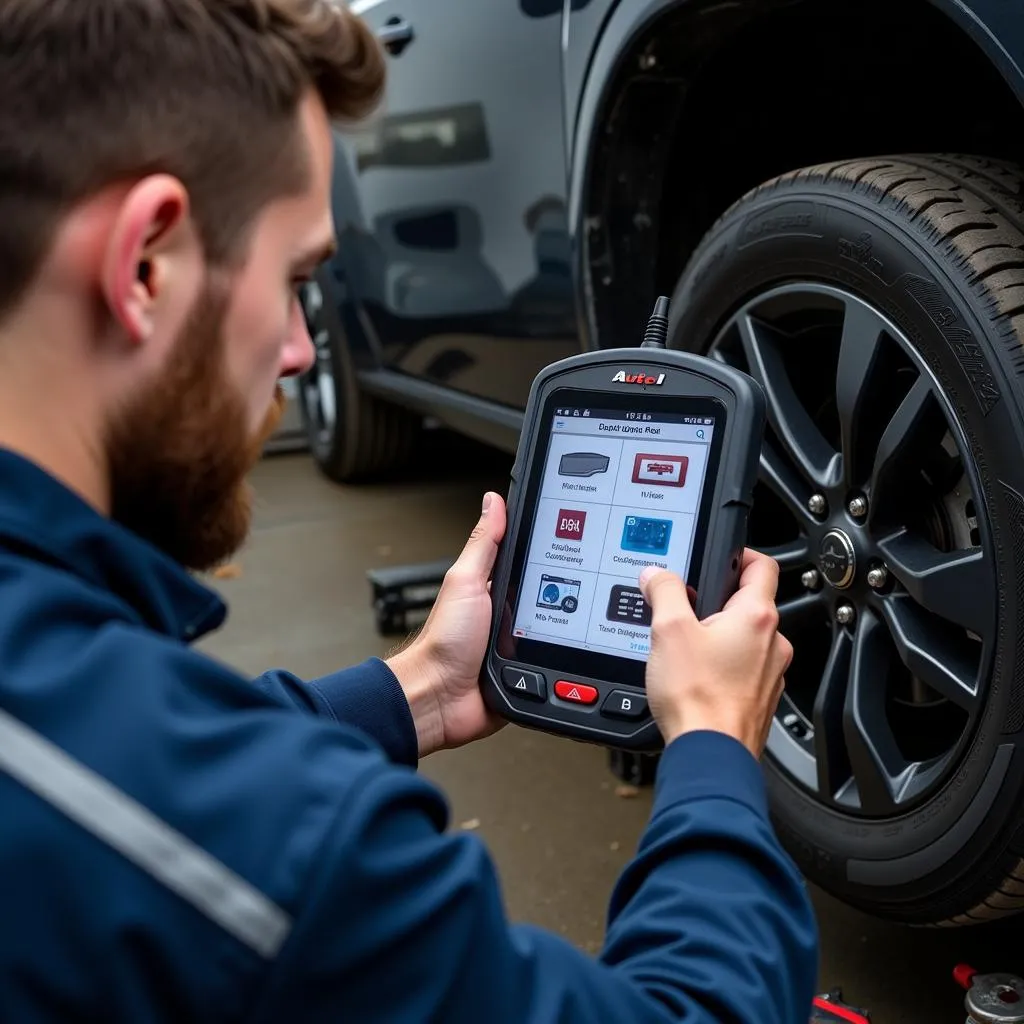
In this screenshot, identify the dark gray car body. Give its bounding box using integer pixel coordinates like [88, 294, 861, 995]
[323, 0, 1024, 449]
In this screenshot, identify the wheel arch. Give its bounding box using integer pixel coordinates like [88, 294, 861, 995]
[568, 0, 1024, 351]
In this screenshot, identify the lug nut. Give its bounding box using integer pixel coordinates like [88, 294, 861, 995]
[836, 604, 856, 626]
[808, 494, 827, 515]
[848, 495, 868, 518]
[867, 566, 889, 589]
[801, 569, 821, 590]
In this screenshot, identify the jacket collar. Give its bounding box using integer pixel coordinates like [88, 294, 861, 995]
[0, 449, 226, 642]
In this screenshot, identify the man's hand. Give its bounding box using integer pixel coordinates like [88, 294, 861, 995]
[386, 492, 507, 758]
[639, 549, 793, 757]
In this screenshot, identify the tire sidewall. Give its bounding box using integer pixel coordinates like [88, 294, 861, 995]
[668, 180, 1024, 900]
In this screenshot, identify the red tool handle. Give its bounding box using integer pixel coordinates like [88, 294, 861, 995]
[811, 994, 872, 1023]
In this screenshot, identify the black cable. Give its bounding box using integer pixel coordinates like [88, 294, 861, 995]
[641, 295, 669, 348]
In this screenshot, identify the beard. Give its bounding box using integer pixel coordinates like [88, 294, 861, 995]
[105, 276, 286, 573]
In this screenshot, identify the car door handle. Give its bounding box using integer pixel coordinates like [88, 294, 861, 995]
[377, 18, 414, 56]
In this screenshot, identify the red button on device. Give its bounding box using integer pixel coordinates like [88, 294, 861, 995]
[555, 681, 598, 705]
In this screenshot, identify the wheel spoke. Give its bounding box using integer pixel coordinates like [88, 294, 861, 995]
[762, 538, 812, 573]
[879, 594, 980, 710]
[812, 629, 853, 799]
[777, 592, 828, 633]
[835, 301, 886, 488]
[868, 375, 945, 509]
[878, 530, 993, 638]
[760, 445, 815, 526]
[738, 314, 840, 489]
[843, 609, 908, 815]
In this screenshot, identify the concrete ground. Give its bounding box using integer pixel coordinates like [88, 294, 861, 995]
[200, 440, 1024, 1023]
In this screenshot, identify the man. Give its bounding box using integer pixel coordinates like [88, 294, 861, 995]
[0, 1, 818, 1021]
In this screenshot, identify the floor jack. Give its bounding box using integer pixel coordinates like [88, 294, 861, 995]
[366, 559, 453, 636]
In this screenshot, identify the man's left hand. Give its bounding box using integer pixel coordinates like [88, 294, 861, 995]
[386, 491, 507, 758]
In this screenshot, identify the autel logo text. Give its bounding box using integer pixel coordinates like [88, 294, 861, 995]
[612, 371, 666, 386]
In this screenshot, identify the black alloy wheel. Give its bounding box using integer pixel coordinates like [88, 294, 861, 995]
[710, 283, 992, 818]
[667, 154, 1024, 926]
[299, 277, 339, 455]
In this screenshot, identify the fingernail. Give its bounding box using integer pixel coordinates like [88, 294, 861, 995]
[481, 492, 493, 515]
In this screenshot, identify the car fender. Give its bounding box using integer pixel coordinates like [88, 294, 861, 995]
[565, 0, 1024, 348]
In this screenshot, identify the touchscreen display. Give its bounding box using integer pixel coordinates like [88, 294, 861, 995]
[510, 405, 716, 663]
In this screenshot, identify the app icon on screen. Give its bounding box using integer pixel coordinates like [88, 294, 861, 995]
[555, 508, 587, 541]
[559, 452, 610, 477]
[606, 585, 652, 626]
[631, 452, 688, 487]
[536, 574, 581, 613]
[621, 515, 672, 556]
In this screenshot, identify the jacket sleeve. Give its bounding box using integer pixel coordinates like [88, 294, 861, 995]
[251, 659, 418, 768]
[249, 730, 820, 1024]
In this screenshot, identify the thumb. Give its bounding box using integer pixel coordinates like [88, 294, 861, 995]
[451, 492, 506, 584]
[639, 566, 696, 623]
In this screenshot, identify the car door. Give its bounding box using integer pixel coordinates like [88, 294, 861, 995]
[340, 0, 577, 408]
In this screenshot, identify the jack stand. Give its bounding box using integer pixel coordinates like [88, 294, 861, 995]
[367, 559, 452, 636]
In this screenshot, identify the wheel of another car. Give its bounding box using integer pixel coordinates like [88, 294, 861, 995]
[667, 154, 1024, 927]
[297, 268, 420, 483]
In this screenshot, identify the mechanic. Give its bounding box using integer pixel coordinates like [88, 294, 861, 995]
[0, 2, 818, 1021]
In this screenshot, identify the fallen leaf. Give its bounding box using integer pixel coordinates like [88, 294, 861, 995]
[460, 818, 481, 831]
[615, 784, 640, 799]
[212, 562, 243, 580]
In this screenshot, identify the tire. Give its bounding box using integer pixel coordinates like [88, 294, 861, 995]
[297, 268, 420, 483]
[667, 154, 1024, 927]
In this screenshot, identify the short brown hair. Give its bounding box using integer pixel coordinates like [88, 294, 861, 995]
[0, 0, 385, 319]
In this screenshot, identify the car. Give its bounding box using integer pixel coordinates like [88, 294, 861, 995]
[298, 0, 1024, 930]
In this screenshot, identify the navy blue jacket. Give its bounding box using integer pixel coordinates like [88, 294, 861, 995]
[0, 450, 819, 1023]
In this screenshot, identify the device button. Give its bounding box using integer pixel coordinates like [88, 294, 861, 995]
[501, 667, 546, 701]
[601, 690, 648, 720]
[554, 680, 598, 705]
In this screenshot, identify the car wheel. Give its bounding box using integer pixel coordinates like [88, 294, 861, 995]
[297, 268, 419, 483]
[668, 154, 1024, 927]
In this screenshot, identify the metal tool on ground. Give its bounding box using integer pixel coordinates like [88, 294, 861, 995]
[810, 989, 871, 1023]
[366, 559, 452, 635]
[955, 964, 1024, 1023]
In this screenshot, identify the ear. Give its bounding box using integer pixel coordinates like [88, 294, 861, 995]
[100, 175, 197, 345]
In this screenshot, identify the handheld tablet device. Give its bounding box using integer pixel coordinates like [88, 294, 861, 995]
[482, 298, 766, 752]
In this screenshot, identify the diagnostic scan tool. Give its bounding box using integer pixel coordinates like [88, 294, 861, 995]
[482, 298, 766, 752]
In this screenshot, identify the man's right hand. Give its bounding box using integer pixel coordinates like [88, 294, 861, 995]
[639, 549, 793, 757]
